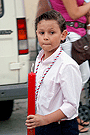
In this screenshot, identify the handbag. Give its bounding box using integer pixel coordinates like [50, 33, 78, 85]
[36, 0, 52, 18]
[71, 34, 90, 65]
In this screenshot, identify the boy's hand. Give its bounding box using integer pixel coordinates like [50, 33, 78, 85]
[25, 114, 47, 129]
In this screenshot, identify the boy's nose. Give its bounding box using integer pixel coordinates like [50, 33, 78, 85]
[44, 33, 49, 40]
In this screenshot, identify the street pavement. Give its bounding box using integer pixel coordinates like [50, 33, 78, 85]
[0, 99, 28, 135]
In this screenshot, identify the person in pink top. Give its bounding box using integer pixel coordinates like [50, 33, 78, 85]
[49, 0, 90, 133]
[50, 0, 89, 36]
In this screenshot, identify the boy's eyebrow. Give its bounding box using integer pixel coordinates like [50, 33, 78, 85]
[37, 27, 56, 31]
[38, 29, 44, 31]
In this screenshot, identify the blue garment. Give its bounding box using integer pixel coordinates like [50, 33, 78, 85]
[35, 118, 79, 135]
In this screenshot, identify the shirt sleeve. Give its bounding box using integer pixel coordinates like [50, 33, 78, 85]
[59, 64, 82, 119]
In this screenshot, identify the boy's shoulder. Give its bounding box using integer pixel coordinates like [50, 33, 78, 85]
[60, 50, 79, 67]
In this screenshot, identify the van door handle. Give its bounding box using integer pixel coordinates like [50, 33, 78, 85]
[10, 63, 21, 70]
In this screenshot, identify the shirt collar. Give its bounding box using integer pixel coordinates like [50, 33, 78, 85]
[37, 46, 61, 65]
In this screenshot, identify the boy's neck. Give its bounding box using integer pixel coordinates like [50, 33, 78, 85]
[43, 51, 54, 60]
[43, 48, 59, 60]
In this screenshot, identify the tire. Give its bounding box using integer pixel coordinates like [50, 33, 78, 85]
[0, 100, 14, 121]
[78, 105, 90, 121]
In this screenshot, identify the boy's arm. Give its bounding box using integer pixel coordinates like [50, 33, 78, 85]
[25, 109, 66, 129]
[44, 109, 66, 124]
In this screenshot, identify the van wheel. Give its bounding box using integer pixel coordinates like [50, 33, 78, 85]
[0, 100, 14, 121]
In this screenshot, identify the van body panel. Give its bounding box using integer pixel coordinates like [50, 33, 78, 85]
[15, 0, 25, 18]
[0, 83, 28, 101]
[19, 54, 30, 83]
[0, 0, 19, 85]
[0, 0, 30, 120]
[0, 0, 29, 101]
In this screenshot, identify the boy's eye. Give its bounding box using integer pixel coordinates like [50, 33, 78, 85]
[40, 32, 44, 34]
[50, 31, 54, 34]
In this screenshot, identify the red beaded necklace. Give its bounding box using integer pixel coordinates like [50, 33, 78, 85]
[35, 47, 62, 101]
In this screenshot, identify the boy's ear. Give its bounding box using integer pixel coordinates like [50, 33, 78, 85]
[36, 30, 37, 35]
[61, 30, 68, 41]
[36, 30, 38, 38]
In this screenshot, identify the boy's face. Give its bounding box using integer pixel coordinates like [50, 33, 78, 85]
[36, 20, 67, 55]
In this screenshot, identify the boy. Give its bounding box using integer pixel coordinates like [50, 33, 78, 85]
[25, 10, 82, 135]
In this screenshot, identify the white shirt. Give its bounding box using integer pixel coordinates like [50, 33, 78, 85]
[35, 46, 82, 120]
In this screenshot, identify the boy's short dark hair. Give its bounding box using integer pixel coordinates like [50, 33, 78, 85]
[35, 10, 66, 33]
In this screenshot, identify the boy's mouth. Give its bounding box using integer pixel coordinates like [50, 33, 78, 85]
[43, 43, 51, 45]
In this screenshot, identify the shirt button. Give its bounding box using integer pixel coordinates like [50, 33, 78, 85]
[37, 110, 38, 113]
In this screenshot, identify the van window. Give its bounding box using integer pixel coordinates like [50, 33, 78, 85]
[0, 0, 4, 18]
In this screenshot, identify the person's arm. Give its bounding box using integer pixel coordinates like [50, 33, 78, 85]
[36, 0, 52, 18]
[25, 109, 66, 129]
[61, 0, 90, 20]
[84, 1, 90, 34]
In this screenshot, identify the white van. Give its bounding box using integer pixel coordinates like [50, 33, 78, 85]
[0, 0, 30, 120]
